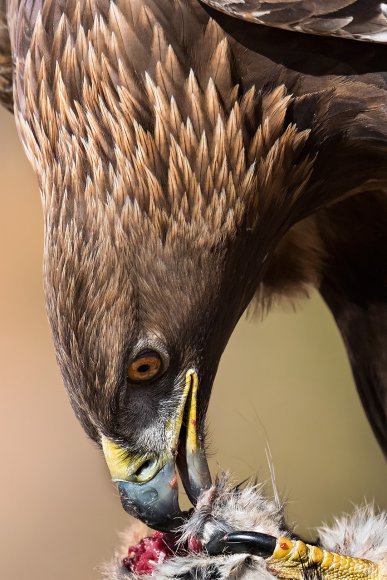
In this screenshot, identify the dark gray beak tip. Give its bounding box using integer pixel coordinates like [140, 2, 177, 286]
[117, 460, 184, 531]
[177, 447, 212, 505]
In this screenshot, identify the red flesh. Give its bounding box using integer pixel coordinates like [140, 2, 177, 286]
[123, 531, 202, 575]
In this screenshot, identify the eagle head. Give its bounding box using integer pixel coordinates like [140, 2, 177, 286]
[41, 127, 269, 529]
[38, 87, 310, 530]
[41, 169, 264, 528]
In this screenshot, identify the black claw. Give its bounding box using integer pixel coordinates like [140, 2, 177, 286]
[206, 531, 277, 558]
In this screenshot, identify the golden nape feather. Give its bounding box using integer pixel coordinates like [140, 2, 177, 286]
[12, 0, 314, 246]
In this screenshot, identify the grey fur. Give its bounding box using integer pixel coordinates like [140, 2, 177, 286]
[318, 505, 387, 563]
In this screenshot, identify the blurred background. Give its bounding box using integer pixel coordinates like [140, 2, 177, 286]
[0, 105, 386, 580]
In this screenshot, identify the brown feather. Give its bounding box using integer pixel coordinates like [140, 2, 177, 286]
[201, 0, 387, 44]
[3, 0, 387, 452]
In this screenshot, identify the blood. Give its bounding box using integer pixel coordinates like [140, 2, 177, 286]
[188, 536, 202, 552]
[280, 542, 289, 550]
[123, 531, 177, 575]
[169, 475, 178, 488]
[123, 530, 203, 575]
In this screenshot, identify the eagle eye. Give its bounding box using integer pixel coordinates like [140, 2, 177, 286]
[127, 351, 162, 382]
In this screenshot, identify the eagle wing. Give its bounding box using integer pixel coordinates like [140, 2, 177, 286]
[200, 0, 387, 43]
[318, 192, 387, 455]
[0, 0, 13, 112]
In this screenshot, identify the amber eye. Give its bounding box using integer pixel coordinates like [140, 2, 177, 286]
[127, 352, 162, 382]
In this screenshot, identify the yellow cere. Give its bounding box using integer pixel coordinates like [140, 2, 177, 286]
[267, 538, 381, 580]
[101, 435, 133, 481]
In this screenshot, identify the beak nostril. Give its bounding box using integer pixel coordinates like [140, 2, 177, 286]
[133, 457, 159, 482]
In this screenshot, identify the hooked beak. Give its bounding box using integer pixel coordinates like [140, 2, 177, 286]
[101, 370, 211, 531]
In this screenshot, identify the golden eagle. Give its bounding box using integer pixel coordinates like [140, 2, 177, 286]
[1, 0, 386, 531]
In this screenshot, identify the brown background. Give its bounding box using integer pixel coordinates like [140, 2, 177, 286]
[0, 106, 386, 579]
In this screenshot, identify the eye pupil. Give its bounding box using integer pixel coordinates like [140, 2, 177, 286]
[138, 364, 150, 373]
